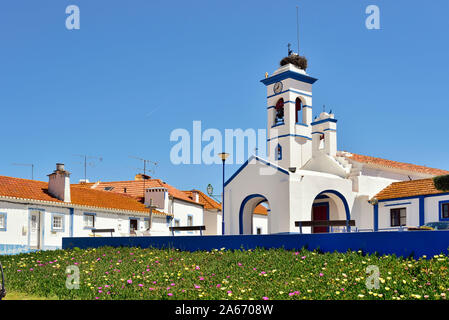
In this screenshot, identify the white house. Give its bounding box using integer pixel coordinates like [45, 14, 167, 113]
[373, 178, 449, 231]
[223, 54, 449, 235]
[183, 190, 223, 235]
[0, 164, 172, 255]
[77, 175, 206, 236]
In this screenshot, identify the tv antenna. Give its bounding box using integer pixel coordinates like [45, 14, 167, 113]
[129, 156, 158, 176]
[12, 163, 34, 180]
[73, 154, 103, 182]
[129, 156, 158, 197]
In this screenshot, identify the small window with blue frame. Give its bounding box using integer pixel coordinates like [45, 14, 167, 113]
[52, 214, 64, 232]
[83, 213, 95, 229]
[276, 144, 282, 160]
[441, 202, 449, 220]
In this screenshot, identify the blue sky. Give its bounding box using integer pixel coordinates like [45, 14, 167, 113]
[0, 0, 448, 196]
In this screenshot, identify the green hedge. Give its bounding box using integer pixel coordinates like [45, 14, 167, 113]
[433, 175, 449, 191]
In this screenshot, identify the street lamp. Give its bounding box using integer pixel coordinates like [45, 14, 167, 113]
[218, 152, 230, 235]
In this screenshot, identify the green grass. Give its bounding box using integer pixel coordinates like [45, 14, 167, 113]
[3, 291, 58, 300]
[1, 246, 449, 300]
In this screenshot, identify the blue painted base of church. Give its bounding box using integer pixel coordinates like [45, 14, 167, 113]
[62, 230, 449, 259]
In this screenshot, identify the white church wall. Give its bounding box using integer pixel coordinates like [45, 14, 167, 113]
[353, 175, 398, 197]
[303, 153, 347, 178]
[289, 171, 355, 233]
[360, 166, 429, 182]
[225, 158, 290, 235]
[351, 195, 374, 231]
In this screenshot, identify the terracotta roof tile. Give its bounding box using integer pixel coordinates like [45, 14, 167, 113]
[0, 175, 166, 215]
[184, 190, 221, 210]
[342, 152, 449, 176]
[253, 204, 268, 215]
[183, 190, 268, 215]
[76, 179, 202, 206]
[374, 178, 449, 201]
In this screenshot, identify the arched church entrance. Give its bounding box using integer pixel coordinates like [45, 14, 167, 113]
[239, 194, 271, 235]
[311, 190, 350, 233]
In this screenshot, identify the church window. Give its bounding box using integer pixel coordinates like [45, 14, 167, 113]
[276, 144, 282, 160]
[295, 97, 302, 123]
[274, 98, 284, 125]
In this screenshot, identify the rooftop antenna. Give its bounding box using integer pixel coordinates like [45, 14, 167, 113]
[296, 6, 300, 54]
[73, 154, 103, 182]
[12, 163, 34, 180]
[129, 156, 158, 199]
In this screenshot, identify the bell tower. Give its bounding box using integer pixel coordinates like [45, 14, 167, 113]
[261, 54, 318, 170]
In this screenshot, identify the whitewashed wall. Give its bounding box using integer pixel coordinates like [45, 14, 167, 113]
[203, 210, 219, 235]
[171, 199, 203, 236]
[252, 214, 268, 234]
[377, 199, 419, 230]
[425, 195, 449, 223]
[0, 200, 167, 254]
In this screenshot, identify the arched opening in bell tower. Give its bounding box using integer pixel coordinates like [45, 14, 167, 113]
[295, 97, 302, 124]
[274, 98, 285, 125]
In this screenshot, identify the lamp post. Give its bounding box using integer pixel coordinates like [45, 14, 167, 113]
[218, 152, 230, 235]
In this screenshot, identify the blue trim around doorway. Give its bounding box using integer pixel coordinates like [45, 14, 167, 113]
[239, 194, 268, 235]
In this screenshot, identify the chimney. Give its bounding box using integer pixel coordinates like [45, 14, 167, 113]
[48, 163, 71, 202]
[135, 173, 151, 181]
[192, 191, 199, 203]
[144, 187, 168, 210]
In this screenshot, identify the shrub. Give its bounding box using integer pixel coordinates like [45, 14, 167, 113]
[433, 175, 449, 191]
[280, 55, 308, 70]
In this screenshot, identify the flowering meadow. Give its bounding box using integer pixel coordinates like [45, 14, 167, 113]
[2, 246, 449, 300]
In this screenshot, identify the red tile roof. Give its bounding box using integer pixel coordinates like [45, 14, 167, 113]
[183, 190, 268, 215]
[253, 204, 268, 216]
[0, 175, 166, 215]
[343, 152, 449, 176]
[184, 190, 221, 210]
[76, 179, 202, 206]
[374, 178, 449, 201]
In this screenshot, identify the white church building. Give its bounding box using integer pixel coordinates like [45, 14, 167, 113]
[223, 54, 449, 235]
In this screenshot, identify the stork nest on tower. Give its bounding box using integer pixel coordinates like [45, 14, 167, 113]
[280, 54, 308, 71]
